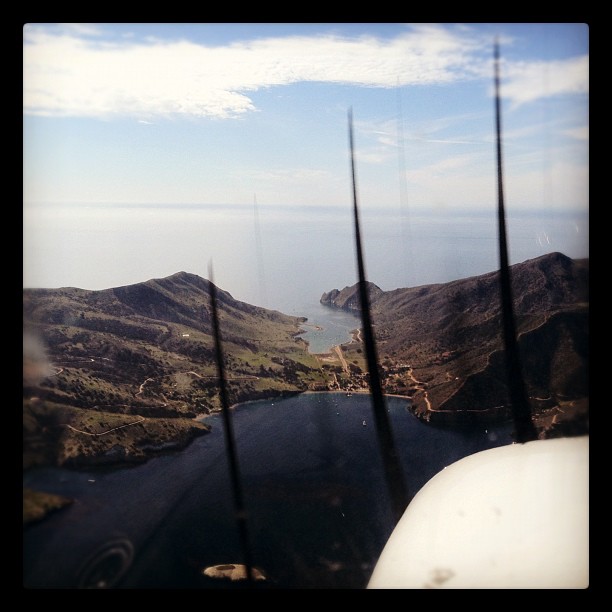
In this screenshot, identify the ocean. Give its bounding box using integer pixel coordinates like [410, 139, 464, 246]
[23, 202, 588, 352]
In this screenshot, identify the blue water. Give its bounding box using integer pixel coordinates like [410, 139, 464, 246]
[23, 393, 514, 589]
[298, 303, 360, 353]
[24, 203, 588, 309]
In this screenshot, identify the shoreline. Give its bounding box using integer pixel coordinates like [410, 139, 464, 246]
[298, 313, 360, 356]
[197, 388, 413, 424]
[299, 322, 324, 332]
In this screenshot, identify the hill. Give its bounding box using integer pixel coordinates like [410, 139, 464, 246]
[320, 252, 589, 436]
[23, 272, 326, 469]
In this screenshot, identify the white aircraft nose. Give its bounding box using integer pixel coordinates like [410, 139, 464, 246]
[367, 435, 589, 589]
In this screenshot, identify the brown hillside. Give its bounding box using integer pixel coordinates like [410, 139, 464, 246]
[23, 272, 325, 469]
[321, 252, 589, 433]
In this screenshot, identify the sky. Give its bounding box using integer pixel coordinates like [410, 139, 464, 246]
[23, 22, 589, 213]
[23, 23, 589, 300]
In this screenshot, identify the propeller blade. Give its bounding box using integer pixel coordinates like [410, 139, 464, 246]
[348, 108, 409, 522]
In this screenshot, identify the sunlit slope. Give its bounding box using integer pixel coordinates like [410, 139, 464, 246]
[23, 272, 325, 468]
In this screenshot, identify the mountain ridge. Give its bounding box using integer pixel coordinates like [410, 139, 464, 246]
[23, 274, 324, 470]
[320, 252, 589, 434]
[23, 252, 589, 473]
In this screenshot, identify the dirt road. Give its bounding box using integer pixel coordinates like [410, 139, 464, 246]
[334, 345, 350, 374]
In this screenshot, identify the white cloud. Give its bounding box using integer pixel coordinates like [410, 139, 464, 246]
[23, 24, 485, 120]
[24, 25, 588, 121]
[502, 56, 589, 107]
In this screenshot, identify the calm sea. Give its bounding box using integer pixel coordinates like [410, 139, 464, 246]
[23, 393, 514, 589]
[24, 202, 588, 352]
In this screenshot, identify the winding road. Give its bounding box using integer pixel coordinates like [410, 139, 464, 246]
[47, 355, 262, 430]
[64, 416, 146, 437]
[185, 371, 259, 381]
[406, 368, 432, 412]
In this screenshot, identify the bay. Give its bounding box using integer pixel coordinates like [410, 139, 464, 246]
[298, 303, 360, 354]
[23, 393, 514, 589]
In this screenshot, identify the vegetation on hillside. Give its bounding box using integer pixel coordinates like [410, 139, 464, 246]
[321, 252, 589, 436]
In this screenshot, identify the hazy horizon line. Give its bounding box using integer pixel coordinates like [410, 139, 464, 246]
[24, 200, 588, 217]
